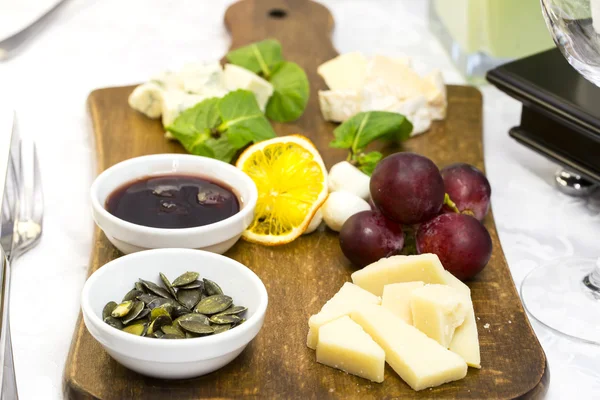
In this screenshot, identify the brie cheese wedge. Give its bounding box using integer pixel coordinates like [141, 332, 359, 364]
[223, 64, 274, 111]
[318, 90, 361, 122]
[317, 52, 367, 91]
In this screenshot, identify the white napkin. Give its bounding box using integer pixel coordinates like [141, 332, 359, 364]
[0, 0, 61, 40]
[592, 0, 600, 34]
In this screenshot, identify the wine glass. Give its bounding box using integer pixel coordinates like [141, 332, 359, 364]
[519, 0, 600, 344]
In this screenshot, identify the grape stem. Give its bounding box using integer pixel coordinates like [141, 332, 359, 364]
[443, 193, 460, 213]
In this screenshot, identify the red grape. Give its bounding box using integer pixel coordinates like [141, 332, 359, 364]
[416, 213, 492, 280]
[339, 211, 404, 268]
[441, 163, 491, 221]
[370, 153, 445, 224]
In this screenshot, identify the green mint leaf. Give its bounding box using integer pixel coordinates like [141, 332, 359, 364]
[218, 89, 276, 143]
[331, 111, 413, 154]
[166, 97, 220, 152]
[203, 135, 238, 162]
[354, 151, 383, 175]
[265, 61, 309, 123]
[226, 39, 283, 78]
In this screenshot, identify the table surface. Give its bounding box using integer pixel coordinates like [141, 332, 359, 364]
[1, 0, 599, 399]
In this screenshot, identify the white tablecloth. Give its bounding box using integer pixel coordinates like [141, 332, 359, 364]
[1, 0, 599, 398]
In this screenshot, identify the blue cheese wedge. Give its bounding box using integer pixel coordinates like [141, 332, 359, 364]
[223, 64, 273, 111]
[316, 316, 385, 383]
[317, 52, 368, 91]
[351, 304, 467, 391]
[307, 282, 381, 349]
[128, 82, 165, 119]
[177, 62, 228, 96]
[161, 90, 209, 127]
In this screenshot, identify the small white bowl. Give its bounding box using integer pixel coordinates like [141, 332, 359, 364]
[90, 154, 257, 254]
[81, 248, 268, 379]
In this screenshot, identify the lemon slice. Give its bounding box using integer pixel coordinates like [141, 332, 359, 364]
[236, 135, 328, 245]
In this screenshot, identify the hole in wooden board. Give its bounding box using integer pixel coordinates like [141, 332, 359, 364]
[268, 9, 287, 19]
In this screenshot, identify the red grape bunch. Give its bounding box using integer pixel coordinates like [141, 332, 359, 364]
[339, 152, 493, 281]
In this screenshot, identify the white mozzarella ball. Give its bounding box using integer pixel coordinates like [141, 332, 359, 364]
[322, 192, 371, 232]
[303, 209, 323, 235]
[328, 161, 371, 200]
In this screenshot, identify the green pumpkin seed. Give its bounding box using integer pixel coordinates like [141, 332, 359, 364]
[156, 303, 174, 317]
[179, 320, 215, 335]
[121, 301, 145, 324]
[147, 298, 174, 310]
[147, 315, 172, 335]
[175, 313, 210, 327]
[132, 308, 150, 322]
[104, 316, 124, 330]
[122, 289, 144, 302]
[134, 282, 145, 292]
[177, 288, 201, 310]
[139, 279, 172, 299]
[137, 293, 160, 305]
[154, 330, 165, 338]
[172, 271, 200, 287]
[150, 308, 170, 321]
[163, 333, 182, 339]
[123, 323, 146, 336]
[185, 331, 199, 338]
[194, 295, 232, 315]
[102, 302, 117, 320]
[179, 280, 204, 290]
[171, 305, 192, 319]
[159, 273, 178, 298]
[111, 301, 134, 318]
[161, 325, 185, 338]
[235, 318, 246, 327]
[203, 279, 223, 296]
[213, 324, 231, 334]
[210, 314, 241, 325]
[217, 306, 247, 316]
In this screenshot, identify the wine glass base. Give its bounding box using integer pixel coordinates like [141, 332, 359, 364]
[521, 258, 600, 345]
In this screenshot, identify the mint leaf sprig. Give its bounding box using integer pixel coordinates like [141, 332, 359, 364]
[330, 111, 413, 175]
[226, 39, 309, 123]
[166, 89, 276, 163]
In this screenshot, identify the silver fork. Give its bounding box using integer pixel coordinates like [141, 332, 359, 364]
[1, 140, 44, 399]
[0, 0, 70, 61]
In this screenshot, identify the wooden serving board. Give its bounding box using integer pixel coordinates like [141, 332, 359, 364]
[64, 0, 548, 398]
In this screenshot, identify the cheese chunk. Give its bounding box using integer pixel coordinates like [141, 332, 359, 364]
[351, 304, 467, 391]
[128, 82, 164, 119]
[351, 254, 447, 296]
[161, 90, 208, 127]
[381, 281, 424, 324]
[316, 316, 385, 383]
[437, 272, 481, 368]
[410, 284, 468, 348]
[423, 70, 447, 120]
[223, 64, 273, 111]
[177, 62, 227, 96]
[307, 282, 381, 349]
[318, 90, 361, 122]
[317, 52, 367, 91]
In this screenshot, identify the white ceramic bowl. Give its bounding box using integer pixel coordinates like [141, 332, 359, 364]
[90, 154, 257, 254]
[81, 248, 268, 379]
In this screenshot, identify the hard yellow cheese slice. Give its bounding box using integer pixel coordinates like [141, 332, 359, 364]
[410, 284, 469, 348]
[381, 281, 424, 324]
[351, 254, 447, 296]
[316, 316, 385, 383]
[351, 304, 467, 391]
[307, 282, 381, 349]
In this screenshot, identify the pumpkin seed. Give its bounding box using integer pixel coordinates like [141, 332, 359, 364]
[185, 331, 199, 338]
[171, 305, 192, 319]
[139, 279, 172, 299]
[122, 289, 144, 302]
[102, 302, 117, 320]
[175, 313, 210, 327]
[121, 301, 145, 324]
[203, 279, 223, 296]
[104, 316, 124, 330]
[147, 298, 173, 310]
[154, 330, 165, 338]
[217, 306, 247, 316]
[159, 273, 178, 298]
[134, 282, 145, 292]
[194, 295, 232, 315]
[213, 324, 231, 334]
[111, 301, 134, 317]
[179, 280, 204, 290]
[172, 271, 200, 287]
[123, 323, 146, 336]
[161, 324, 185, 338]
[147, 315, 172, 335]
[133, 308, 150, 322]
[210, 314, 241, 325]
[177, 288, 201, 310]
[137, 293, 160, 305]
[163, 333, 182, 339]
[150, 307, 170, 321]
[156, 303, 174, 317]
[179, 320, 215, 335]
